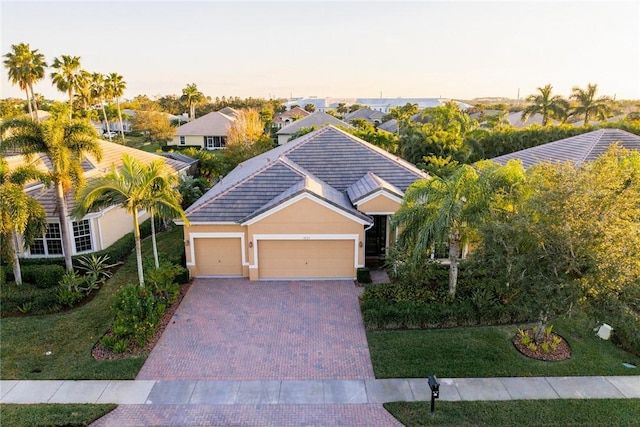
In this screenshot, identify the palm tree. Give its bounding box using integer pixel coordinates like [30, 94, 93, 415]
[50, 55, 82, 117]
[0, 158, 49, 285]
[105, 72, 127, 140]
[72, 154, 188, 286]
[570, 83, 613, 125]
[392, 165, 482, 297]
[142, 161, 189, 269]
[74, 70, 94, 112]
[89, 73, 112, 139]
[3, 43, 47, 120]
[180, 83, 205, 121]
[521, 84, 569, 126]
[0, 117, 102, 272]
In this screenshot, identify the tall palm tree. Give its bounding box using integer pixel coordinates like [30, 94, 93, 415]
[521, 84, 569, 126]
[3, 43, 47, 120]
[90, 73, 112, 139]
[141, 161, 188, 269]
[392, 165, 482, 297]
[105, 72, 127, 140]
[0, 158, 49, 285]
[0, 117, 102, 272]
[180, 83, 205, 121]
[50, 55, 82, 117]
[74, 70, 94, 112]
[72, 154, 188, 286]
[570, 83, 613, 125]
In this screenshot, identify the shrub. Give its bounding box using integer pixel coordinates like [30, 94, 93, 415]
[57, 271, 97, 307]
[20, 265, 65, 289]
[112, 283, 164, 347]
[145, 263, 185, 305]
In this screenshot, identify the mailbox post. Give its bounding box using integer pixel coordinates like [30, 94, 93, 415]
[428, 375, 440, 417]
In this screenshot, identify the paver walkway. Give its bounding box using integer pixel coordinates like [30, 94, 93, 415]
[137, 279, 374, 381]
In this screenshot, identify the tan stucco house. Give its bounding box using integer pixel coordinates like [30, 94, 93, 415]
[10, 141, 191, 259]
[179, 125, 426, 280]
[168, 108, 238, 149]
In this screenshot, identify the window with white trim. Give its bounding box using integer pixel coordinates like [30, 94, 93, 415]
[203, 135, 226, 149]
[179, 136, 185, 145]
[73, 219, 92, 253]
[30, 223, 63, 256]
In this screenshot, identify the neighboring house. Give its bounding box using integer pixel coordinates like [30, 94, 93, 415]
[344, 107, 385, 125]
[275, 111, 351, 145]
[490, 128, 640, 169]
[11, 141, 191, 260]
[178, 125, 427, 280]
[377, 119, 398, 133]
[507, 111, 560, 128]
[167, 110, 236, 149]
[272, 106, 311, 130]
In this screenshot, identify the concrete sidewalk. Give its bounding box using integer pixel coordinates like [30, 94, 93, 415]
[2, 376, 639, 405]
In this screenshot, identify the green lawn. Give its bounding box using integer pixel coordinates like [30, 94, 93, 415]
[0, 404, 116, 427]
[367, 315, 640, 378]
[0, 226, 184, 380]
[385, 399, 640, 427]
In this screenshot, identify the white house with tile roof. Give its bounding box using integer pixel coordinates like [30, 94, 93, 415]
[178, 125, 427, 280]
[167, 109, 237, 149]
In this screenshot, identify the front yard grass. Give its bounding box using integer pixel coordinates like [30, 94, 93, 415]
[367, 315, 640, 378]
[0, 226, 184, 380]
[385, 399, 640, 426]
[0, 404, 116, 427]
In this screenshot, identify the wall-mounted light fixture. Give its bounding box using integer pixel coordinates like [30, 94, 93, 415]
[359, 241, 363, 248]
[185, 240, 190, 246]
[249, 241, 253, 248]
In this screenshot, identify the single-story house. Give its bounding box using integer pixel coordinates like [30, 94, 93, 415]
[178, 125, 427, 280]
[490, 128, 640, 168]
[11, 141, 191, 259]
[167, 109, 238, 149]
[275, 111, 351, 145]
[272, 106, 311, 130]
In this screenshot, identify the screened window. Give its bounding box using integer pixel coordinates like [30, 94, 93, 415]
[30, 223, 63, 256]
[73, 219, 92, 253]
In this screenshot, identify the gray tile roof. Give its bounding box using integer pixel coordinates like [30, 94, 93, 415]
[490, 129, 640, 169]
[346, 172, 403, 204]
[185, 126, 427, 223]
[23, 141, 191, 218]
[377, 119, 398, 133]
[176, 111, 235, 136]
[344, 108, 385, 123]
[276, 112, 351, 135]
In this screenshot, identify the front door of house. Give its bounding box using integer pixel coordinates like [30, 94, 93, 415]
[365, 215, 387, 258]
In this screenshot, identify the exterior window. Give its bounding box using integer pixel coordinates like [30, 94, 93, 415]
[30, 223, 63, 256]
[73, 219, 92, 253]
[179, 136, 185, 145]
[204, 135, 227, 149]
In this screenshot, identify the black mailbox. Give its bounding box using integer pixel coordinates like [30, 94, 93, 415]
[428, 375, 440, 398]
[428, 375, 440, 416]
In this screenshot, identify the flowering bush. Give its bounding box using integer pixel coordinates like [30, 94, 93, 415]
[112, 283, 165, 348]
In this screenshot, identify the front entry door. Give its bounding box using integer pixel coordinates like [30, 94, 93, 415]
[365, 215, 387, 258]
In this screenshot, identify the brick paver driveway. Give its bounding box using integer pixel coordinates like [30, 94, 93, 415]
[136, 278, 375, 381]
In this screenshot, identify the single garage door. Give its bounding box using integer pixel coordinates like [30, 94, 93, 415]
[194, 238, 243, 276]
[258, 240, 355, 279]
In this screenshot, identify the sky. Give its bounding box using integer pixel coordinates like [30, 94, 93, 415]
[1, 0, 639, 103]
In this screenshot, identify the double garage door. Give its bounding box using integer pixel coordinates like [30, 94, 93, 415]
[194, 238, 355, 279]
[258, 240, 355, 279]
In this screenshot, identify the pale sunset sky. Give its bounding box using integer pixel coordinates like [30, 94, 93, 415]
[1, 0, 639, 102]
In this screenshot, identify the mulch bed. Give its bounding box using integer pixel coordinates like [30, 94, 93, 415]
[512, 328, 572, 361]
[92, 282, 191, 361]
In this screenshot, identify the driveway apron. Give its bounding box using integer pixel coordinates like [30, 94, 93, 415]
[136, 278, 375, 381]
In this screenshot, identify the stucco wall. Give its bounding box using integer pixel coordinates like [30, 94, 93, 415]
[357, 193, 401, 214]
